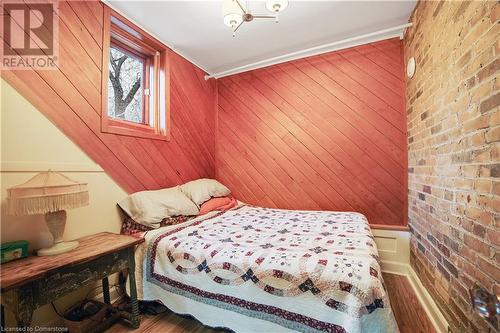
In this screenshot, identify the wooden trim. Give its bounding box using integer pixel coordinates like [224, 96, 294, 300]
[370, 224, 409, 231]
[111, 37, 149, 61]
[100, 5, 171, 141]
[111, 24, 158, 56]
[143, 56, 152, 125]
[101, 5, 112, 128]
[159, 48, 171, 139]
[152, 50, 160, 130]
[214, 79, 219, 180]
[104, 123, 170, 141]
[109, 8, 164, 52]
[107, 118, 154, 132]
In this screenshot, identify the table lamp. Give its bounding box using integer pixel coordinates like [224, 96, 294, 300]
[7, 170, 89, 256]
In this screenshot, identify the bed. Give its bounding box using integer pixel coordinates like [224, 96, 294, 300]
[131, 204, 399, 333]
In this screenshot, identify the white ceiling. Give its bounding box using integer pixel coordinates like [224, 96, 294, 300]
[107, 1, 416, 75]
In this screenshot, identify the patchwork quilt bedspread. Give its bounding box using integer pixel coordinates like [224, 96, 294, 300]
[136, 205, 399, 333]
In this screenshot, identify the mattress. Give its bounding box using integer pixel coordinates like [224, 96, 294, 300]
[132, 205, 399, 333]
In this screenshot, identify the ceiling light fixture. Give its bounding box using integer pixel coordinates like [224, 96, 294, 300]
[222, 0, 289, 37]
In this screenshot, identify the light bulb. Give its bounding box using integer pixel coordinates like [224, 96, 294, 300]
[223, 0, 243, 28]
[266, 0, 288, 13]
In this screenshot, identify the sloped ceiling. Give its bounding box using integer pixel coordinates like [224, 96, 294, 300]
[107, 1, 416, 75]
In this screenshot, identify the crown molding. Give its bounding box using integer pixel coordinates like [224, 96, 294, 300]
[205, 23, 412, 80]
[99, 1, 412, 82]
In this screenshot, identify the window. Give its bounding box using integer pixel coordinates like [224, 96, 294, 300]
[108, 45, 146, 124]
[101, 7, 170, 140]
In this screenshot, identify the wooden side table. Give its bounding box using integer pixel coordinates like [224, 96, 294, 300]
[0, 232, 144, 329]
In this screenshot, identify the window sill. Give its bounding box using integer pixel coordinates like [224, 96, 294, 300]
[102, 119, 170, 141]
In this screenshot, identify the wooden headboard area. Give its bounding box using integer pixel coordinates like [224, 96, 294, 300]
[1, 1, 217, 194]
[216, 39, 407, 226]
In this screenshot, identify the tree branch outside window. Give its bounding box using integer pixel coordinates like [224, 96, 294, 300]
[107, 47, 143, 123]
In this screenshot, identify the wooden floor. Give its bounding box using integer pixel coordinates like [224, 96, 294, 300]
[383, 273, 436, 333]
[107, 273, 435, 333]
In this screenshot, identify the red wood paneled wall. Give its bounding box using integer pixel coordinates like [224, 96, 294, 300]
[216, 38, 407, 226]
[3, 1, 406, 226]
[2, 1, 216, 194]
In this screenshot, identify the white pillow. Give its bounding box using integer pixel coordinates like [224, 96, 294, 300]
[180, 179, 231, 207]
[118, 186, 199, 227]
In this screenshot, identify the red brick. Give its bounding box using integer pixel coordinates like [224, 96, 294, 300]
[464, 234, 491, 257]
[477, 58, 499, 83]
[464, 115, 490, 131]
[476, 255, 500, 281]
[472, 223, 486, 238]
[486, 228, 500, 247]
[480, 92, 500, 114]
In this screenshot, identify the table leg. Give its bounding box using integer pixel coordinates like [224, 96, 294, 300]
[15, 305, 33, 328]
[102, 276, 111, 304]
[127, 249, 140, 329]
[16, 287, 34, 328]
[1, 305, 5, 330]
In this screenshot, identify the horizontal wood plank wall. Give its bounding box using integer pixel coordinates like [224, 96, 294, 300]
[1, 1, 216, 194]
[216, 38, 407, 226]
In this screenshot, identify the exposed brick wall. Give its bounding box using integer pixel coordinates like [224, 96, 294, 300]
[404, 1, 499, 332]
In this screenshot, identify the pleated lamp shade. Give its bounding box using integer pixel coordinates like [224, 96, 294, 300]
[7, 170, 89, 216]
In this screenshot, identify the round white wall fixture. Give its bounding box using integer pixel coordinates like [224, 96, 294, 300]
[406, 57, 416, 78]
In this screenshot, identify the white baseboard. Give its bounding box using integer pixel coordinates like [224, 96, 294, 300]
[406, 266, 449, 333]
[381, 260, 449, 333]
[380, 259, 410, 275]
